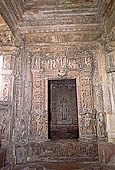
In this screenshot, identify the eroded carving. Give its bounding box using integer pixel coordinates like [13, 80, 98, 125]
[0, 74, 13, 102]
[80, 112, 97, 140]
[97, 112, 108, 141]
[0, 108, 10, 145]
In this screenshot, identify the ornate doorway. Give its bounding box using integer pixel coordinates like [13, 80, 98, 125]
[48, 79, 79, 139]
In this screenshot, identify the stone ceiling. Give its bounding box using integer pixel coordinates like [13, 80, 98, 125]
[0, 0, 114, 41]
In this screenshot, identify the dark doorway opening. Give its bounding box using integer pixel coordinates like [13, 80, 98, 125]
[48, 79, 79, 139]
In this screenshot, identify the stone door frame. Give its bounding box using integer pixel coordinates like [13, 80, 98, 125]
[31, 70, 81, 141]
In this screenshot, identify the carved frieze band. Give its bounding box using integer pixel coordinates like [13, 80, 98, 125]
[31, 53, 93, 73]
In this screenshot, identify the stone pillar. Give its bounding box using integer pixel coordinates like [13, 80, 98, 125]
[96, 43, 115, 142]
[92, 46, 108, 142]
[13, 47, 32, 145]
[106, 50, 115, 142]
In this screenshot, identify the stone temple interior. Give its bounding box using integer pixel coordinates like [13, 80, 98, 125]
[0, 0, 115, 169]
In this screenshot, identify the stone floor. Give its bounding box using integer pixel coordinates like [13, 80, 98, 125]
[12, 160, 115, 170]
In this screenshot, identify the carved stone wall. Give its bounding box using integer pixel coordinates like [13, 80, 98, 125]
[8, 42, 109, 149]
[1, 0, 115, 166]
[6, 42, 104, 146]
[21, 45, 97, 142]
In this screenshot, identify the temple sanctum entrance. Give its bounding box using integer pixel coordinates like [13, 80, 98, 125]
[48, 79, 79, 139]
